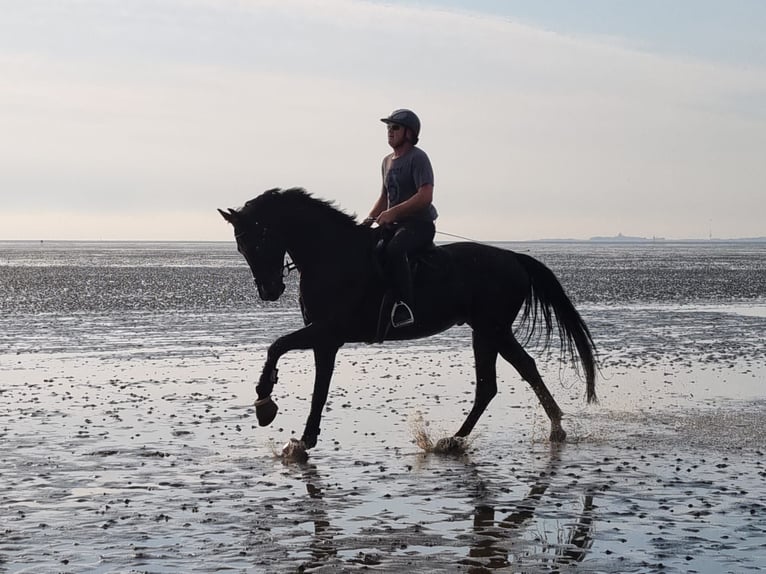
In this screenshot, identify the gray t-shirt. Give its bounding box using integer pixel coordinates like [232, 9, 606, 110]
[382, 147, 438, 221]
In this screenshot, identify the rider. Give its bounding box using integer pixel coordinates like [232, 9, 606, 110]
[362, 109, 438, 328]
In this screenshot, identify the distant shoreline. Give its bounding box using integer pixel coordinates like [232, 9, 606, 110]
[0, 237, 765, 244]
[542, 236, 766, 244]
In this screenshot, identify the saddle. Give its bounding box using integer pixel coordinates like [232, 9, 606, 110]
[372, 236, 440, 279]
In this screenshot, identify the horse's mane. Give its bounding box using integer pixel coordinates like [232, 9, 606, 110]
[242, 188, 359, 229]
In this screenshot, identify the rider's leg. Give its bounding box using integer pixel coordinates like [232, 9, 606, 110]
[385, 221, 435, 326]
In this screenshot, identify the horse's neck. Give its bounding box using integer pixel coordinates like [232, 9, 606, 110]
[287, 222, 372, 275]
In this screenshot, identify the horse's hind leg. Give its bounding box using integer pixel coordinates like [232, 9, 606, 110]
[455, 331, 498, 438]
[498, 334, 566, 442]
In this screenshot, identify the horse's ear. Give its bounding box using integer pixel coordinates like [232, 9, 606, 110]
[218, 208, 238, 225]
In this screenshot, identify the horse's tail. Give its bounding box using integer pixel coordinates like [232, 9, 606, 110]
[514, 253, 598, 403]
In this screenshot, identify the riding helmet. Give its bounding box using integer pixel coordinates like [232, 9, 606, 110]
[380, 109, 421, 142]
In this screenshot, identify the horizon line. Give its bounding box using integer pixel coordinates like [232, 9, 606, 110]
[1, 236, 765, 244]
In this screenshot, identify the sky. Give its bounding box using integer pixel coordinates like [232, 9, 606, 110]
[1, 0, 765, 241]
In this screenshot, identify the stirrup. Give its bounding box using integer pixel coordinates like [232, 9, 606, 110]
[391, 301, 414, 328]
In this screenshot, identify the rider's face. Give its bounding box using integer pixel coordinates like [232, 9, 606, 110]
[387, 123, 406, 147]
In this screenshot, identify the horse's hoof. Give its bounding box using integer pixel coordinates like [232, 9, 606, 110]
[550, 427, 567, 443]
[282, 438, 309, 462]
[433, 436, 467, 454]
[256, 398, 279, 426]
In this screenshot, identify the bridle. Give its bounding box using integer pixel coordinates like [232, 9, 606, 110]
[282, 256, 297, 278]
[235, 229, 297, 279]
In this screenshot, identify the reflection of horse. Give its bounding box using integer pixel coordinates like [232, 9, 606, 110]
[470, 490, 595, 569]
[288, 448, 595, 571]
[219, 188, 597, 455]
[294, 463, 337, 568]
[467, 448, 595, 569]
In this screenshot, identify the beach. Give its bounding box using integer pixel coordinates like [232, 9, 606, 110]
[1, 240, 765, 573]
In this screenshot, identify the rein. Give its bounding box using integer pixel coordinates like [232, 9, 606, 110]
[435, 229, 481, 243]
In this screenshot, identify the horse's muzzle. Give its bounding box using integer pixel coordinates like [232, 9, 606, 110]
[255, 278, 285, 301]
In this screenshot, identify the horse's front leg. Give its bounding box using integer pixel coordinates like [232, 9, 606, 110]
[300, 345, 340, 449]
[254, 324, 326, 427]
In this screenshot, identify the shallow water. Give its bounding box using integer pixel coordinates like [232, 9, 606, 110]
[0, 240, 764, 573]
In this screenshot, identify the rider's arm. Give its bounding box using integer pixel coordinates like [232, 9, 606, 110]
[377, 183, 433, 224]
[363, 187, 387, 226]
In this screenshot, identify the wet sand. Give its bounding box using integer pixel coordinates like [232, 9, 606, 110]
[1, 311, 765, 573]
[1, 240, 765, 572]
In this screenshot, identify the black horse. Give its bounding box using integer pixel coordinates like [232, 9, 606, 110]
[219, 188, 596, 456]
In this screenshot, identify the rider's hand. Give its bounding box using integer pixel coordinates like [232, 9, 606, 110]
[362, 216, 376, 227]
[376, 210, 397, 227]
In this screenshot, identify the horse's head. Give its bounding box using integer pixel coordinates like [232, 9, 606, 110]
[221, 188, 363, 301]
[218, 199, 287, 301]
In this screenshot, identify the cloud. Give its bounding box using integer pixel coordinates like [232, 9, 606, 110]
[1, 0, 764, 239]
